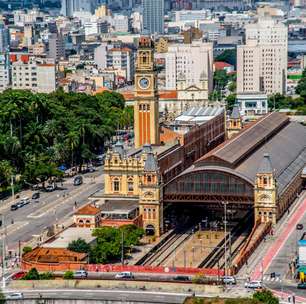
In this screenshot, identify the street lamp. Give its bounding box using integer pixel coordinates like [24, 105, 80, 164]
[222, 201, 229, 275]
[0, 214, 5, 289]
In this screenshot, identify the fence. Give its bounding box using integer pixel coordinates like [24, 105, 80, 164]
[21, 260, 224, 277]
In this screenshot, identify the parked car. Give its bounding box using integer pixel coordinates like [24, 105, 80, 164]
[45, 184, 56, 192]
[73, 176, 83, 186]
[20, 197, 30, 206]
[173, 275, 190, 282]
[10, 204, 19, 211]
[245, 280, 262, 289]
[115, 272, 134, 279]
[74, 270, 88, 279]
[297, 282, 306, 289]
[222, 276, 237, 285]
[6, 292, 24, 300]
[32, 192, 40, 200]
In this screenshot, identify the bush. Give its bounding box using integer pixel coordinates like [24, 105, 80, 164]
[22, 246, 32, 254]
[253, 289, 279, 304]
[39, 272, 54, 280]
[63, 271, 74, 279]
[22, 268, 40, 280]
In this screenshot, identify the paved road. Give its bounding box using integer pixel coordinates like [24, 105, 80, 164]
[4, 289, 189, 303]
[247, 191, 306, 301]
[0, 168, 104, 253]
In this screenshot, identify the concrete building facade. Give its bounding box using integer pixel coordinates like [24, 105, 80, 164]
[237, 17, 288, 95]
[12, 58, 56, 93]
[165, 41, 213, 93]
[142, 0, 164, 34]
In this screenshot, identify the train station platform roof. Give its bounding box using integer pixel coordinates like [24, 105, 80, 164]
[191, 112, 306, 194]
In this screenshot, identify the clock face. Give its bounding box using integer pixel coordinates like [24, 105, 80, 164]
[139, 77, 150, 89]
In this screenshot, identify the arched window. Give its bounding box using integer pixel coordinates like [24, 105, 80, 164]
[128, 179, 134, 192]
[263, 177, 268, 186]
[113, 178, 120, 192]
[147, 175, 152, 182]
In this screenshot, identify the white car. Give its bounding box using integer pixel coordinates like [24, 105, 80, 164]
[222, 276, 236, 285]
[115, 271, 134, 279]
[6, 292, 24, 300]
[73, 270, 88, 278]
[245, 280, 262, 289]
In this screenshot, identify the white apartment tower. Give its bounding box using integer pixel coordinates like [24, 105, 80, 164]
[165, 41, 213, 94]
[12, 59, 56, 93]
[237, 17, 288, 95]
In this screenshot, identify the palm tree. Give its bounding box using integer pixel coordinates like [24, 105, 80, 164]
[65, 130, 80, 168]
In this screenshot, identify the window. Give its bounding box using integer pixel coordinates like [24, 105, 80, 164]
[113, 179, 120, 192]
[147, 175, 152, 182]
[128, 181, 134, 192]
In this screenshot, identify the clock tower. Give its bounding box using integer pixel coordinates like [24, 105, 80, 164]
[134, 37, 160, 149]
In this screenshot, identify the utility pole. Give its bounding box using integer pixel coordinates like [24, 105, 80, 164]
[11, 176, 15, 204]
[1, 214, 5, 289]
[222, 201, 229, 275]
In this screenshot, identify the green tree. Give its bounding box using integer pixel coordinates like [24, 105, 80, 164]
[63, 271, 74, 279]
[68, 238, 91, 253]
[253, 290, 279, 304]
[90, 225, 144, 264]
[0, 89, 130, 195]
[215, 49, 237, 67]
[0, 289, 5, 304]
[22, 246, 32, 254]
[23, 268, 40, 280]
[226, 94, 237, 111]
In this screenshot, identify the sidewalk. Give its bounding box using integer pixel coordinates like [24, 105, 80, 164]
[238, 191, 306, 280]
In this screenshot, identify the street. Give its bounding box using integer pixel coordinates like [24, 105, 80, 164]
[4, 288, 189, 303]
[0, 168, 104, 253]
[240, 191, 306, 301]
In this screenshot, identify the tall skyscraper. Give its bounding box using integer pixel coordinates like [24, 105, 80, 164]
[61, 0, 98, 16]
[237, 17, 288, 95]
[142, 0, 164, 34]
[0, 22, 10, 53]
[48, 33, 65, 62]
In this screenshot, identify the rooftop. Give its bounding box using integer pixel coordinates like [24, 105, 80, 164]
[174, 106, 224, 125]
[42, 227, 96, 248]
[23, 247, 87, 264]
[194, 112, 306, 194]
[102, 199, 138, 214]
[75, 204, 100, 215]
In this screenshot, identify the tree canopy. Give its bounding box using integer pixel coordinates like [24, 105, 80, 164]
[68, 238, 91, 253]
[0, 89, 132, 190]
[89, 225, 144, 264]
[215, 49, 237, 68]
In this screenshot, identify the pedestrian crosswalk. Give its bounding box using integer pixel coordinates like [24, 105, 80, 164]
[263, 275, 281, 282]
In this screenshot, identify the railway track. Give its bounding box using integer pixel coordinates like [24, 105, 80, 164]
[140, 225, 195, 266]
[199, 212, 252, 269]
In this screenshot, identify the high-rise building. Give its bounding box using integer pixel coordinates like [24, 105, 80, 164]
[61, 0, 98, 16]
[165, 41, 213, 95]
[0, 54, 10, 91]
[0, 22, 10, 53]
[237, 17, 288, 95]
[48, 33, 65, 62]
[142, 0, 164, 34]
